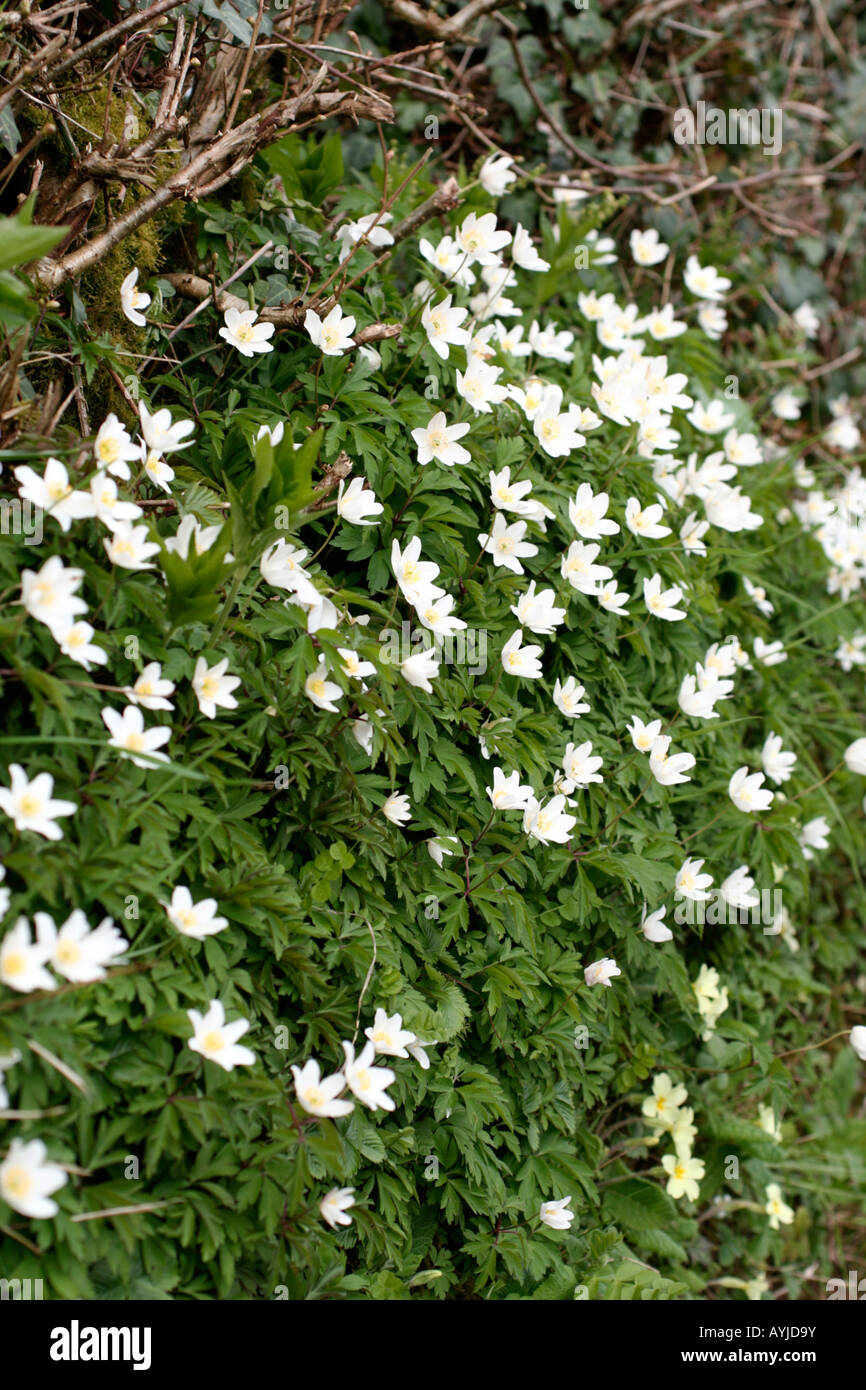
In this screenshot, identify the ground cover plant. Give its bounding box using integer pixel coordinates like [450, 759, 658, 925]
[0, 0, 865, 1303]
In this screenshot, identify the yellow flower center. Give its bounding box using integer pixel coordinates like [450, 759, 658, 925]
[3, 1165, 32, 1198]
[200, 676, 219, 699]
[203, 1030, 225, 1051]
[18, 793, 41, 817]
[3, 951, 26, 976]
[125, 732, 145, 752]
[235, 323, 255, 343]
[56, 940, 81, 965]
[98, 437, 119, 463]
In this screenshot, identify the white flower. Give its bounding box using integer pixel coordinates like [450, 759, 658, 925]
[141, 446, 175, 494]
[799, 815, 830, 860]
[401, 650, 439, 693]
[93, 412, 139, 479]
[753, 637, 787, 666]
[192, 656, 240, 719]
[383, 792, 411, 827]
[719, 865, 760, 911]
[337, 476, 383, 525]
[259, 540, 313, 594]
[757, 1104, 782, 1142]
[761, 733, 796, 784]
[697, 303, 727, 339]
[764, 1182, 794, 1231]
[561, 540, 612, 595]
[835, 634, 866, 672]
[104, 522, 160, 571]
[626, 496, 671, 539]
[0, 917, 55, 992]
[663, 1153, 705, 1201]
[642, 1072, 687, 1125]
[649, 735, 695, 785]
[291, 1058, 353, 1118]
[415, 593, 466, 637]
[421, 235, 477, 289]
[771, 388, 803, 421]
[187, 1000, 255, 1071]
[584, 957, 620, 987]
[321, 1187, 356, 1228]
[562, 740, 603, 790]
[553, 676, 589, 718]
[501, 629, 543, 679]
[336, 211, 393, 258]
[365, 1007, 417, 1058]
[793, 301, 820, 339]
[412, 411, 471, 467]
[630, 227, 669, 266]
[641, 904, 672, 943]
[56, 620, 107, 671]
[643, 573, 686, 621]
[422, 293, 470, 359]
[597, 579, 631, 617]
[849, 1026, 866, 1062]
[391, 536, 445, 608]
[0, 1046, 20, 1108]
[14, 458, 95, 531]
[337, 647, 376, 682]
[539, 1195, 574, 1230]
[676, 858, 713, 902]
[101, 705, 171, 769]
[569, 483, 619, 540]
[139, 401, 194, 453]
[456, 358, 508, 413]
[683, 255, 731, 301]
[87, 473, 143, 530]
[510, 582, 565, 635]
[120, 266, 151, 326]
[479, 152, 516, 197]
[35, 910, 126, 983]
[687, 399, 736, 433]
[478, 512, 538, 575]
[628, 715, 663, 753]
[304, 303, 357, 356]
[164, 515, 225, 563]
[21, 555, 87, 635]
[163, 886, 228, 940]
[533, 386, 586, 457]
[352, 716, 375, 758]
[305, 661, 342, 713]
[512, 224, 549, 272]
[487, 767, 535, 811]
[644, 303, 687, 340]
[455, 211, 511, 266]
[729, 767, 774, 814]
[341, 1039, 396, 1111]
[219, 306, 275, 357]
[124, 661, 176, 711]
[0, 764, 76, 839]
[427, 835, 458, 867]
[553, 174, 589, 205]
[0, 866, 9, 921]
[844, 737, 866, 775]
[523, 795, 576, 845]
[0, 1137, 67, 1218]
